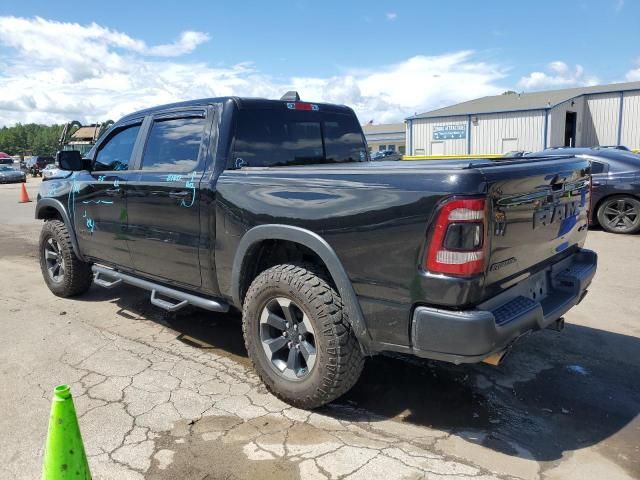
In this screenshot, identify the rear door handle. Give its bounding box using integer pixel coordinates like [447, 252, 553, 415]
[169, 190, 190, 199]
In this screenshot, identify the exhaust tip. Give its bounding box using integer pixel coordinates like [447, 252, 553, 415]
[547, 317, 565, 332]
[483, 350, 508, 366]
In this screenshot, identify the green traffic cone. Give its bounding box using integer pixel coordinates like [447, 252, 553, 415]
[42, 384, 92, 480]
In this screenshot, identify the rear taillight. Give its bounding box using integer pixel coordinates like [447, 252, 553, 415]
[425, 197, 487, 276]
[286, 102, 319, 111]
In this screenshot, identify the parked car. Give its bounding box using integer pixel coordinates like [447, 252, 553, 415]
[25, 156, 55, 177]
[37, 94, 596, 408]
[371, 149, 402, 161]
[530, 148, 640, 234]
[41, 164, 64, 180]
[503, 150, 531, 157]
[597, 145, 631, 151]
[0, 157, 14, 165]
[0, 165, 26, 183]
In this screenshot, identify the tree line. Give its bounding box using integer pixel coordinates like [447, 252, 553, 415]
[0, 123, 64, 158]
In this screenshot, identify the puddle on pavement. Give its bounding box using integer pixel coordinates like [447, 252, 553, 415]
[147, 416, 298, 480]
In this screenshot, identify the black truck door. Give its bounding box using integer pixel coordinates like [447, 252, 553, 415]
[71, 120, 143, 266]
[126, 110, 210, 288]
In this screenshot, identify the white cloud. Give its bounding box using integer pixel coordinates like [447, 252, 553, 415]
[626, 69, 640, 81]
[0, 16, 508, 126]
[626, 58, 640, 81]
[146, 31, 211, 56]
[517, 61, 599, 91]
[386, 12, 398, 21]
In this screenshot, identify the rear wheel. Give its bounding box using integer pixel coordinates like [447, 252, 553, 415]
[39, 220, 93, 297]
[242, 264, 364, 409]
[597, 196, 640, 234]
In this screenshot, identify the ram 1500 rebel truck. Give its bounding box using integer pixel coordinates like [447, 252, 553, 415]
[36, 93, 597, 408]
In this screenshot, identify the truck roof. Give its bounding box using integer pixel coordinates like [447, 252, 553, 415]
[118, 97, 355, 123]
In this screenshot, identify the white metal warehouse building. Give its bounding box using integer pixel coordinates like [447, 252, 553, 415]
[405, 81, 640, 156]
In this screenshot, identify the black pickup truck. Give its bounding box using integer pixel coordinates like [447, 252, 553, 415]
[36, 93, 597, 408]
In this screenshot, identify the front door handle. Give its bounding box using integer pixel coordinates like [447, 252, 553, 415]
[169, 190, 190, 199]
[105, 188, 123, 197]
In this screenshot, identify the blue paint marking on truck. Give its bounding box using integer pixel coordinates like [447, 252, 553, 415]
[81, 200, 114, 205]
[82, 209, 96, 234]
[181, 172, 197, 208]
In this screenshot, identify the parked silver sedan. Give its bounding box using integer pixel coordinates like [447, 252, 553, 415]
[41, 164, 63, 179]
[0, 165, 26, 183]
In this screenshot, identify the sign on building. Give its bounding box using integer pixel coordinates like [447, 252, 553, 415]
[433, 125, 466, 140]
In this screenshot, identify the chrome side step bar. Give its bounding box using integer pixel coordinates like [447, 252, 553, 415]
[91, 265, 229, 313]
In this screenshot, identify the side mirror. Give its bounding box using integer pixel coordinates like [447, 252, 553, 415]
[56, 150, 84, 171]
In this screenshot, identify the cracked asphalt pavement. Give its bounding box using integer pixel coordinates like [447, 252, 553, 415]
[1, 179, 639, 480]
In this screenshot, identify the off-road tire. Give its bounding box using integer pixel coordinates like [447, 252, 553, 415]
[39, 220, 93, 297]
[242, 264, 364, 409]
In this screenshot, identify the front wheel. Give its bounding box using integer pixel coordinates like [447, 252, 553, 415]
[242, 264, 364, 409]
[39, 220, 93, 297]
[597, 196, 640, 234]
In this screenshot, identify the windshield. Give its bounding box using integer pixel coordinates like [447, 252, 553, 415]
[233, 108, 368, 167]
[0, 166, 13, 171]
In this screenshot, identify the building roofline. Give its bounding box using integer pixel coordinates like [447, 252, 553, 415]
[407, 107, 548, 121]
[406, 85, 640, 121]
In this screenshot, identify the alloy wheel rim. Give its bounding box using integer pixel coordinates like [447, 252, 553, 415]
[259, 297, 317, 381]
[44, 237, 65, 283]
[602, 199, 639, 231]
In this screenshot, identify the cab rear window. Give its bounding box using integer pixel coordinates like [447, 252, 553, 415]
[233, 108, 367, 167]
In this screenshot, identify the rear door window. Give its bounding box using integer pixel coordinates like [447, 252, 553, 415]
[233, 108, 367, 167]
[141, 115, 206, 172]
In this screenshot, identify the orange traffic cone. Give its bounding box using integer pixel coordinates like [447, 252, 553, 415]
[19, 182, 31, 203]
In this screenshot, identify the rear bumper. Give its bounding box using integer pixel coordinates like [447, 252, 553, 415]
[410, 248, 597, 363]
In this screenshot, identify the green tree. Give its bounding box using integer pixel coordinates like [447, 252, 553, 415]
[0, 123, 64, 157]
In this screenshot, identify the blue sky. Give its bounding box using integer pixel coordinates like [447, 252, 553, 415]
[0, 0, 638, 125]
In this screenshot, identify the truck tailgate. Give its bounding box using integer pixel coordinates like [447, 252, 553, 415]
[479, 156, 591, 287]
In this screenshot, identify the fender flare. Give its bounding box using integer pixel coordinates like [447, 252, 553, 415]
[231, 224, 371, 350]
[35, 198, 86, 262]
